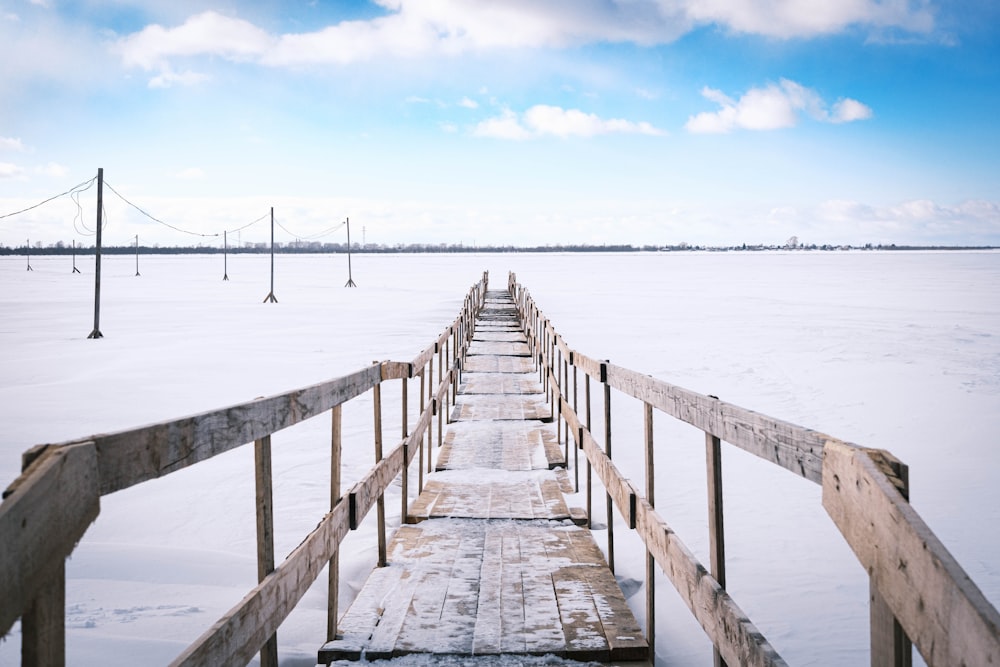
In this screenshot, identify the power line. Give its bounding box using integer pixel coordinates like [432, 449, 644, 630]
[0, 176, 98, 221]
[104, 180, 220, 238]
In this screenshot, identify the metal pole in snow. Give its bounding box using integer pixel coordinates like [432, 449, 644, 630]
[344, 217, 357, 287]
[87, 168, 104, 339]
[263, 207, 277, 302]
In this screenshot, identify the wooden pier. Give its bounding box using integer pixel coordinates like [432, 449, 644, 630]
[3, 270, 998, 667]
[318, 291, 648, 663]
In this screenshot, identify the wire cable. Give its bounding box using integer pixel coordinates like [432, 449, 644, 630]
[104, 180, 219, 238]
[0, 176, 98, 221]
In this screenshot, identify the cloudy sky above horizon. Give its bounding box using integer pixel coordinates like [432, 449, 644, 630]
[1, 0, 998, 248]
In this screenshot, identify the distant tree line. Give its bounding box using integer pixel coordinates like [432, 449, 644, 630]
[0, 241, 994, 255]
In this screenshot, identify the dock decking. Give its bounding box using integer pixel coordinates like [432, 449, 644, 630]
[318, 291, 649, 664]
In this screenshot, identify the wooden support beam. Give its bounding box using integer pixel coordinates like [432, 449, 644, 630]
[1, 442, 99, 639]
[823, 441, 1000, 667]
[254, 435, 277, 667]
[706, 431, 727, 667]
[328, 405, 342, 642]
[644, 401, 656, 655]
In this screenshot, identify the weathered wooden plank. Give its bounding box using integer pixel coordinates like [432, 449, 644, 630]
[90, 365, 381, 495]
[435, 421, 554, 471]
[381, 360, 413, 380]
[0, 442, 99, 637]
[634, 496, 788, 667]
[450, 395, 551, 422]
[463, 355, 535, 374]
[173, 500, 351, 667]
[348, 443, 404, 530]
[552, 567, 610, 661]
[606, 363, 825, 484]
[22, 560, 65, 667]
[467, 341, 532, 357]
[460, 373, 544, 395]
[472, 524, 503, 654]
[822, 441, 1000, 667]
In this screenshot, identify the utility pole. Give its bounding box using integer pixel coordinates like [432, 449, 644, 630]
[134, 234, 140, 276]
[263, 207, 278, 302]
[344, 217, 357, 287]
[72, 239, 81, 273]
[223, 230, 229, 281]
[87, 167, 104, 339]
[25, 239, 32, 271]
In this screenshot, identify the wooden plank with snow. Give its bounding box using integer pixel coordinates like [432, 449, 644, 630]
[450, 394, 552, 422]
[406, 473, 572, 522]
[459, 372, 544, 395]
[462, 355, 536, 374]
[435, 421, 562, 471]
[319, 521, 647, 663]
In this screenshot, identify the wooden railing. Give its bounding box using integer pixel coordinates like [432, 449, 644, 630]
[508, 271, 999, 667]
[0, 272, 488, 667]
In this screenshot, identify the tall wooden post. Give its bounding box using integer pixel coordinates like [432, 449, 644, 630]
[603, 362, 614, 573]
[255, 435, 278, 667]
[223, 230, 229, 281]
[572, 363, 579, 492]
[87, 168, 104, 339]
[706, 431, 727, 667]
[263, 207, 277, 303]
[22, 560, 64, 667]
[644, 402, 656, 655]
[585, 373, 592, 527]
[871, 458, 913, 667]
[344, 217, 357, 287]
[373, 371, 386, 567]
[401, 374, 409, 523]
[327, 404, 343, 641]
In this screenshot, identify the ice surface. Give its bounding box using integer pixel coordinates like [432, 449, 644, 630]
[1, 250, 998, 666]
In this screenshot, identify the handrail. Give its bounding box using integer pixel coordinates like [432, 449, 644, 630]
[0, 271, 489, 666]
[508, 270, 1000, 667]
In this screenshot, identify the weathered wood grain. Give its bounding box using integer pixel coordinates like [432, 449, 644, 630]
[0, 442, 99, 637]
[635, 496, 788, 667]
[171, 500, 351, 667]
[822, 441, 1000, 667]
[88, 365, 381, 495]
[606, 363, 826, 484]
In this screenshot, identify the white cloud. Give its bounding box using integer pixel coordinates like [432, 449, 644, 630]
[685, 79, 873, 133]
[149, 67, 210, 89]
[684, 0, 935, 39]
[832, 98, 874, 123]
[458, 96, 479, 109]
[115, 11, 273, 71]
[0, 137, 25, 152]
[114, 1, 935, 75]
[472, 108, 533, 140]
[475, 104, 665, 140]
[0, 162, 23, 178]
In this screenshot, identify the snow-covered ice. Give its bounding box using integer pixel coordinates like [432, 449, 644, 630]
[1, 250, 997, 666]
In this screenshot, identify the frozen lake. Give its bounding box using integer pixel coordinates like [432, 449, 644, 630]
[1, 250, 998, 665]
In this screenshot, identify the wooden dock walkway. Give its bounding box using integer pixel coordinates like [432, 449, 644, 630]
[318, 291, 649, 664]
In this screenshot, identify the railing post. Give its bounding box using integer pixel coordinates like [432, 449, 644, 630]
[871, 459, 913, 667]
[419, 369, 426, 492]
[373, 369, 386, 568]
[706, 431, 727, 667]
[602, 362, 614, 573]
[572, 361, 579, 493]
[254, 435, 278, 667]
[562, 356, 569, 469]
[327, 404, 342, 642]
[401, 373, 409, 523]
[22, 560, 65, 667]
[585, 372, 593, 527]
[644, 401, 656, 656]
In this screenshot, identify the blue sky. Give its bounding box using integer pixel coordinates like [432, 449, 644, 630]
[1, 0, 998, 248]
